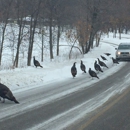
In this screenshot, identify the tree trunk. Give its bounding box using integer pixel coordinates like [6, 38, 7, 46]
[27, 22, 33, 66]
[27, 44, 32, 66]
[96, 32, 102, 47]
[0, 25, 6, 65]
[13, 21, 24, 67]
[69, 42, 76, 59]
[27, 0, 42, 66]
[119, 27, 121, 39]
[49, 16, 54, 59]
[81, 45, 85, 54]
[56, 25, 60, 56]
[85, 32, 93, 53]
[90, 34, 94, 49]
[13, 45, 20, 67]
[41, 33, 44, 62]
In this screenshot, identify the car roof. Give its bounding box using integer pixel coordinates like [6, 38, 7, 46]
[119, 43, 130, 45]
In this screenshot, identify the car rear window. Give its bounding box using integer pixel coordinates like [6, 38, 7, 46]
[118, 45, 130, 49]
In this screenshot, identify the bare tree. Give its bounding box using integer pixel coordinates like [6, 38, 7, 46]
[26, 0, 42, 66]
[78, 0, 117, 53]
[13, 0, 28, 67]
[53, 0, 67, 56]
[0, 0, 13, 65]
[44, 0, 56, 60]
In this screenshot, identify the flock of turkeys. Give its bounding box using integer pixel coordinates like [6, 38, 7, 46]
[71, 53, 119, 79]
[0, 54, 119, 104]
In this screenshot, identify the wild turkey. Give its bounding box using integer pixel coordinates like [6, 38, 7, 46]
[88, 68, 99, 79]
[71, 62, 77, 78]
[80, 60, 86, 73]
[94, 60, 103, 73]
[97, 58, 108, 68]
[100, 55, 107, 61]
[0, 83, 19, 104]
[104, 53, 111, 56]
[33, 56, 43, 68]
[112, 57, 119, 65]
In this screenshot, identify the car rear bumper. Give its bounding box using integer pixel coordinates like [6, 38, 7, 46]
[116, 54, 130, 61]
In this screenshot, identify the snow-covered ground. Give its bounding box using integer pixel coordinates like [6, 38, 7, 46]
[0, 32, 130, 93]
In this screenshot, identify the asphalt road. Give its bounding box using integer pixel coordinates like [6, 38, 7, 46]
[67, 84, 130, 130]
[79, 87, 130, 130]
[0, 63, 130, 130]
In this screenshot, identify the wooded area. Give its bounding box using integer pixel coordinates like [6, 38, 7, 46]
[0, 0, 130, 68]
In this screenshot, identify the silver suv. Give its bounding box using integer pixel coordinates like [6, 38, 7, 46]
[116, 43, 130, 61]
